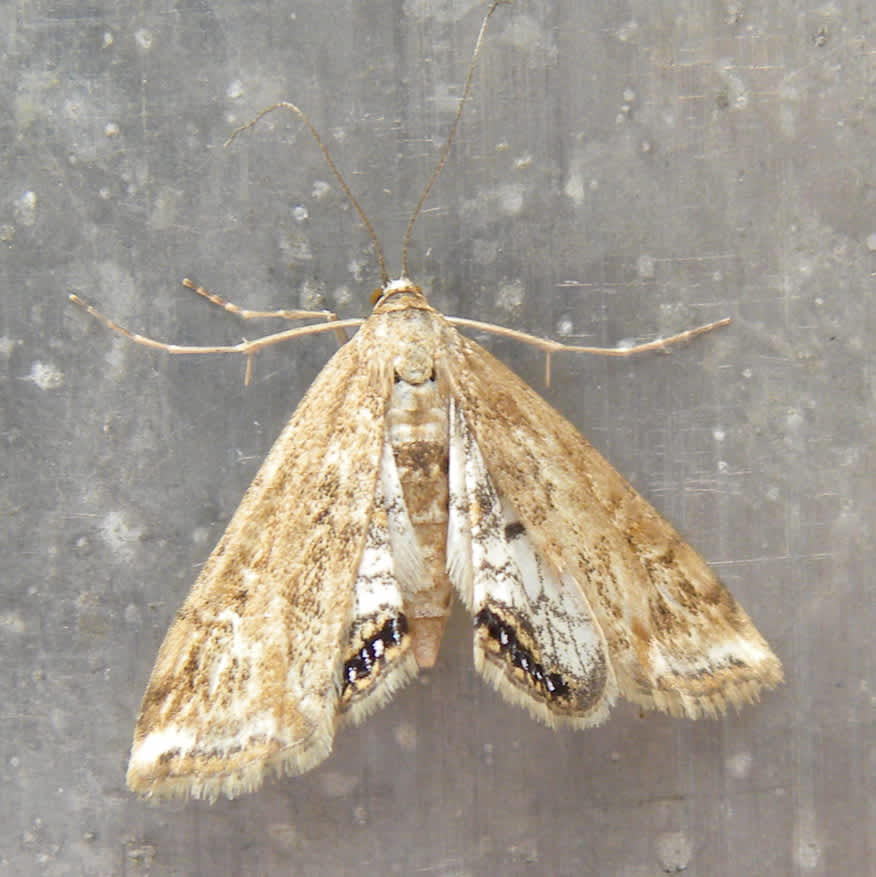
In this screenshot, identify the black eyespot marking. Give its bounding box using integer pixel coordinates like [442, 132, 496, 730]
[475, 607, 570, 699]
[393, 368, 436, 384]
[503, 521, 526, 541]
[342, 614, 408, 693]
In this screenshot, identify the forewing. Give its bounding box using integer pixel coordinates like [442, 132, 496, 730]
[448, 400, 616, 727]
[445, 327, 782, 719]
[127, 320, 392, 801]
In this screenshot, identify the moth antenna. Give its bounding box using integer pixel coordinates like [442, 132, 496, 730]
[226, 102, 390, 288]
[400, 0, 508, 278]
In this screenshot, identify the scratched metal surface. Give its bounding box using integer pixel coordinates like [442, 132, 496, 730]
[3, 0, 872, 874]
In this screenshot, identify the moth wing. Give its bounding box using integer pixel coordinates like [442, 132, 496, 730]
[448, 399, 617, 727]
[446, 328, 782, 719]
[338, 440, 422, 725]
[127, 319, 393, 801]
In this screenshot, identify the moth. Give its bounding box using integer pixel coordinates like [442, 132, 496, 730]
[73, 1, 781, 801]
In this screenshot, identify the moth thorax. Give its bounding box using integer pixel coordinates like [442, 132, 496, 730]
[393, 344, 432, 385]
[386, 377, 451, 668]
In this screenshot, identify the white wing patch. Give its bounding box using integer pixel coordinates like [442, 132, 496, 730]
[448, 400, 617, 727]
[339, 441, 419, 724]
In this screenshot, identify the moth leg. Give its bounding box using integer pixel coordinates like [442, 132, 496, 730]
[68, 293, 364, 385]
[446, 316, 731, 386]
[182, 278, 349, 349]
[180, 278, 335, 323]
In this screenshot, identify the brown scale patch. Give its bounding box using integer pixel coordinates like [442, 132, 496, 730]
[137, 679, 172, 730]
[393, 440, 447, 476]
[649, 594, 693, 637]
[227, 585, 249, 613]
[630, 618, 651, 648]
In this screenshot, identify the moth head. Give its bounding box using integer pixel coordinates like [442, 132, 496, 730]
[371, 278, 431, 313]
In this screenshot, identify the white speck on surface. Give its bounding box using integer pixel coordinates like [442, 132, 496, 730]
[226, 79, 243, 99]
[281, 232, 312, 263]
[312, 180, 331, 200]
[134, 29, 153, 50]
[564, 170, 585, 206]
[319, 771, 359, 798]
[103, 336, 129, 381]
[104, 122, 120, 137]
[557, 317, 573, 336]
[123, 604, 141, 626]
[655, 831, 692, 872]
[794, 818, 821, 869]
[514, 153, 533, 170]
[623, 87, 636, 103]
[333, 285, 352, 306]
[63, 98, 82, 120]
[125, 843, 156, 864]
[616, 19, 639, 42]
[501, 12, 555, 60]
[102, 31, 114, 48]
[496, 279, 525, 312]
[716, 59, 749, 109]
[99, 510, 143, 560]
[785, 408, 804, 433]
[149, 187, 180, 230]
[26, 361, 64, 390]
[726, 750, 753, 778]
[348, 257, 367, 283]
[299, 279, 325, 310]
[636, 253, 656, 279]
[393, 721, 418, 751]
[0, 336, 19, 356]
[292, 205, 308, 222]
[713, 427, 726, 442]
[14, 190, 37, 226]
[865, 233, 876, 251]
[0, 223, 14, 241]
[0, 614, 25, 633]
[497, 183, 524, 215]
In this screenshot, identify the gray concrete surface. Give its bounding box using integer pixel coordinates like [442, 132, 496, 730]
[3, 0, 873, 874]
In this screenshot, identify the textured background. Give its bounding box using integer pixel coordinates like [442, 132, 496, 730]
[3, 0, 873, 874]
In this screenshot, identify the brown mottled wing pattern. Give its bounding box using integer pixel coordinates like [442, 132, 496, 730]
[127, 320, 392, 801]
[444, 325, 782, 720]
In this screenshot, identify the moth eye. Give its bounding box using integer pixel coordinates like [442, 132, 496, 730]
[392, 344, 436, 384]
[395, 367, 437, 384]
